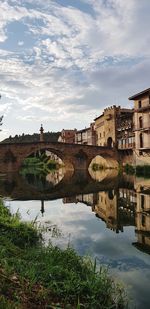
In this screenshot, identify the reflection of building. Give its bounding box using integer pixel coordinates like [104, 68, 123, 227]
[75, 123, 96, 145]
[46, 168, 65, 185]
[93, 189, 135, 233]
[132, 178, 150, 253]
[61, 175, 150, 254]
[76, 193, 97, 207]
[58, 129, 76, 143]
[45, 150, 62, 164]
[133, 212, 150, 254]
[94, 190, 120, 232]
[94, 106, 134, 150]
[129, 88, 150, 165]
[63, 197, 77, 204]
[135, 180, 150, 213]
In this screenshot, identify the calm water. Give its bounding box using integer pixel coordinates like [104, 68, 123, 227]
[1, 168, 150, 309]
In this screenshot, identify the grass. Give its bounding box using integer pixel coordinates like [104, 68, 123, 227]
[0, 199, 128, 308]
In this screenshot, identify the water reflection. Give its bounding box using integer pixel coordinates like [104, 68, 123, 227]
[1, 169, 150, 309]
[63, 181, 150, 255]
[21, 167, 66, 191]
[1, 169, 149, 256]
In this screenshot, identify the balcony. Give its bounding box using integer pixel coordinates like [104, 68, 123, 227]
[137, 146, 150, 150]
[118, 143, 135, 150]
[134, 105, 150, 112]
[134, 122, 150, 131]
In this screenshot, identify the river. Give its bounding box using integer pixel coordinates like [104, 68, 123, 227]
[0, 168, 150, 309]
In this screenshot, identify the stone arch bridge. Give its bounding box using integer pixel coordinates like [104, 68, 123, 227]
[0, 141, 118, 173]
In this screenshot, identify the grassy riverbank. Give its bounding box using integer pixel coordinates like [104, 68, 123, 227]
[0, 199, 128, 308]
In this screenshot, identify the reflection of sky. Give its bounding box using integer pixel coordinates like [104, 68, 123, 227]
[7, 198, 150, 309]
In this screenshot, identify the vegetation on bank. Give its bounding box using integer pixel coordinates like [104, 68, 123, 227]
[124, 164, 150, 177]
[0, 199, 128, 308]
[91, 163, 106, 171]
[92, 162, 150, 178]
[20, 153, 60, 177]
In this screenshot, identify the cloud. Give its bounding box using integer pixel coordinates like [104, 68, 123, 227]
[18, 41, 24, 46]
[0, 0, 150, 137]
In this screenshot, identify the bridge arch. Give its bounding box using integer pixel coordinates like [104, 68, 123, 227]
[19, 145, 74, 171]
[88, 154, 118, 170]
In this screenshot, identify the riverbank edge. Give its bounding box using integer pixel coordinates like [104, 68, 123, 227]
[0, 199, 128, 309]
[91, 162, 150, 178]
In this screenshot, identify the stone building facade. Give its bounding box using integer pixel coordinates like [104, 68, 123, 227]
[129, 88, 150, 165]
[75, 123, 96, 145]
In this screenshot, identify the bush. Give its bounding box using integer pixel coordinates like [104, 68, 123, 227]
[124, 164, 135, 175]
[136, 165, 150, 178]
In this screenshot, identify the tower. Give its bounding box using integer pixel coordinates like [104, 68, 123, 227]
[40, 124, 44, 142]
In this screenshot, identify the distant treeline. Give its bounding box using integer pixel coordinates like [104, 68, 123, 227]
[1, 132, 60, 143]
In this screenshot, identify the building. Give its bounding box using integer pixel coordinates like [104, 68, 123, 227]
[129, 88, 150, 165]
[117, 108, 134, 150]
[58, 129, 76, 143]
[75, 123, 96, 145]
[94, 105, 134, 149]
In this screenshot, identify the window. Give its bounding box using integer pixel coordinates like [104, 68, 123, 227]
[141, 195, 145, 210]
[142, 214, 146, 227]
[138, 100, 142, 108]
[139, 116, 143, 128]
[139, 133, 143, 148]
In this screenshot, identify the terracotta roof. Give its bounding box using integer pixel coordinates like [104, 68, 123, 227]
[128, 88, 150, 100]
[94, 113, 104, 121]
[76, 127, 90, 133]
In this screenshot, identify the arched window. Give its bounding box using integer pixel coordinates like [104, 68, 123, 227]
[107, 137, 113, 148]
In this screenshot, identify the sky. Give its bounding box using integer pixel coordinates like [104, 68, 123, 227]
[0, 0, 150, 140]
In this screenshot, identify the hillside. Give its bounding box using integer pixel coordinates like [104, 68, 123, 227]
[1, 132, 60, 143]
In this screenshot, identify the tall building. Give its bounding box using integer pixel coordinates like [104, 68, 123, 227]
[129, 88, 150, 165]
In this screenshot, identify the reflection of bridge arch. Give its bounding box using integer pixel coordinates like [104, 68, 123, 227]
[0, 141, 118, 173]
[0, 169, 119, 201]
